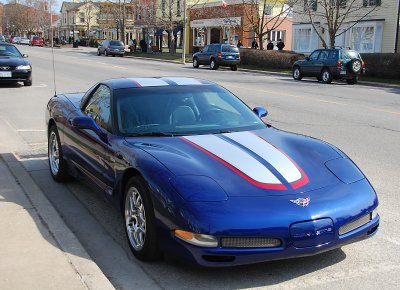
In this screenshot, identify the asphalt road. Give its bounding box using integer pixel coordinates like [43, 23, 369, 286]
[1, 45, 399, 290]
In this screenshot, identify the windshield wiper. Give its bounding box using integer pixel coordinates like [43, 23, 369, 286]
[211, 130, 234, 134]
[127, 132, 176, 137]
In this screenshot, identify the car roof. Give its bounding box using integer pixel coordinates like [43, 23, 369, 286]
[103, 77, 215, 90]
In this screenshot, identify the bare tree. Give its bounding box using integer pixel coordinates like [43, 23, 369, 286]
[82, 0, 96, 37]
[243, 0, 294, 50]
[301, 0, 381, 48]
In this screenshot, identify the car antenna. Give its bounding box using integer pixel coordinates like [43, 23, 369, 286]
[50, 3, 57, 96]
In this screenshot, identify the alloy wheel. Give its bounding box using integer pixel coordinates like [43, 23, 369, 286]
[125, 187, 146, 251]
[48, 131, 59, 176]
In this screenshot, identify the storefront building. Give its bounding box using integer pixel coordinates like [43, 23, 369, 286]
[189, 0, 257, 52]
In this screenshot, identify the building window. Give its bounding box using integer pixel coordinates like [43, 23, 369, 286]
[79, 12, 85, 23]
[162, 0, 166, 17]
[269, 30, 283, 42]
[363, 0, 381, 7]
[193, 28, 205, 47]
[304, 0, 317, 12]
[177, 0, 181, 17]
[264, 4, 272, 16]
[294, 28, 311, 51]
[351, 26, 375, 52]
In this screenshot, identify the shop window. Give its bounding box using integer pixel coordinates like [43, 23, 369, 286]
[193, 28, 205, 47]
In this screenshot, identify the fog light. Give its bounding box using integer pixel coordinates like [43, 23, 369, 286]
[175, 230, 218, 247]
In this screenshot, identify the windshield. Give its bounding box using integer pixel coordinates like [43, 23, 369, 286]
[114, 85, 265, 136]
[0, 44, 22, 58]
[222, 46, 239, 53]
[342, 50, 360, 59]
[110, 40, 124, 46]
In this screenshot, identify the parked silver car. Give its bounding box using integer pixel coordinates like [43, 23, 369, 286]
[97, 40, 125, 57]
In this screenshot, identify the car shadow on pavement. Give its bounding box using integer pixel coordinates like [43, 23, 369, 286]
[4, 152, 347, 289]
[0, 82, 23, 88]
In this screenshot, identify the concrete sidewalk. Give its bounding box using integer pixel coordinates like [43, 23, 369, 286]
[0, 154, 114, 290]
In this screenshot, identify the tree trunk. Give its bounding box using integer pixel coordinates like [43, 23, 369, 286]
[258, 34, 264, 50]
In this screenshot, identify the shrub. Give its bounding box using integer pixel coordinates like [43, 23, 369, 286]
[240, 48, 305, 70]
[89, 39, 99, 47]
[361, 53, 400, 79]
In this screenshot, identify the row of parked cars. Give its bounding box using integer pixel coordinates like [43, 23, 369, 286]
[0, 35, 44, 47]
[191, 44, 364, 85]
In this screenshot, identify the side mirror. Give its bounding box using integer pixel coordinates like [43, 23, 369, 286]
[23, 54, 28, 58]
[200, 49, 203, 53]
[71, 116, 108, 143]
[253, 107, 268, 118]
[305, 56, 310, 61]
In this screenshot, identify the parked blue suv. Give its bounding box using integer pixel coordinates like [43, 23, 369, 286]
[193, 44, 240, 71]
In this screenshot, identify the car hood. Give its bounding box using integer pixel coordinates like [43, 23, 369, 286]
[126, 128, 355, 197]
[0, 57, 29, 66]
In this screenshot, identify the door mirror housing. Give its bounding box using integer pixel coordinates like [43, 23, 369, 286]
[253, 107, 268, 118]
[305, 56, 310, 61]
[71, 116, 108, 143]
[22, 54, 29, 58]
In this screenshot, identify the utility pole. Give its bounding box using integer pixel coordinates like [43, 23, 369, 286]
[182, 0, 186, 64]
[395, 0, 400, 53]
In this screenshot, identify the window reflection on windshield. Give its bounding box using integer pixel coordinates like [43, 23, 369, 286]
[0, 45, 22, 57]
[114, 85, 265, 136]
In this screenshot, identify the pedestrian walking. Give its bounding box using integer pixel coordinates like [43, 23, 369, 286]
[251, 39, 258, 49]
[237, 40, 243, 48]
[277, 39, 285, 50]
[267, 39, 274, 50]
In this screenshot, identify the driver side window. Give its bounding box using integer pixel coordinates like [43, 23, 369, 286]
[309, 50, 320, 60]
[84, 85, 111, 131]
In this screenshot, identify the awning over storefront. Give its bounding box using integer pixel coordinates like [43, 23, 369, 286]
[173, 25, 183, 34]
[190, 17, 241, 28]
[154, 28, 165, 36]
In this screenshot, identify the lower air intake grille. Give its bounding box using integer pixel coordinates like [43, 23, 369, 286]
[339, 213, 371, 235]
[221, 237, 281, 248]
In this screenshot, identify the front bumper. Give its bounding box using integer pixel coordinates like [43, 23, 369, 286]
[0, 70, 31, 82]
[170, 214, 379, 267]
[157, 179, 379, 267]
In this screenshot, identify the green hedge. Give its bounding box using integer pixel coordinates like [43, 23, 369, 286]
[240, 48, 305, 70]
[361, 53, 400, 79]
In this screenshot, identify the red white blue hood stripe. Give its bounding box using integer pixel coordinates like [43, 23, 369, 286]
[182, 132, 309, 190]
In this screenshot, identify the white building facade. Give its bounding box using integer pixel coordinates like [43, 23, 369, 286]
[292, 1, 400, 54]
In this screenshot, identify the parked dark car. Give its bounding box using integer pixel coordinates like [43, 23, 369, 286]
[31, 36, 44, 47]
[193, 44, 240, 71]
[97, 40, 125, 57]
[292, 48, 365, 84]
[0, 42, 32, 86]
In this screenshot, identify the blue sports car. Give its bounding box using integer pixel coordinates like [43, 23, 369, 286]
[46, 77, 379, 267]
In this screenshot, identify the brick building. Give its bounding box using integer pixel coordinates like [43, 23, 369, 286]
[0, 3, 3, 35]
[189, 0, 257, 52]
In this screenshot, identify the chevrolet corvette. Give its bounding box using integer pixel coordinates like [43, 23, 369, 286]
[46, 77, 379, 266]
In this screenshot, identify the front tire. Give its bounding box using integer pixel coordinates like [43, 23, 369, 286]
[210, 59, 218, 70]
[321, 69, 333, 84]
[293, 66, 302, 80]
[193, 57, 199, 68]
[97, 49, 101, 56]
[48, 125, 70, 182]
[24, 78, 32, 86]
[124, 176, 161, 261]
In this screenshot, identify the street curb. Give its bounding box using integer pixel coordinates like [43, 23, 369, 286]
[1, 154, 115, 290]
[124, 54, 184, 64]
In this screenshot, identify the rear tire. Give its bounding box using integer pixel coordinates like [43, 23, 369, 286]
[231, 65, 238, 71]
[124, 176, 161, 261]
[193, 57, 199, 68]
[321, 69, 333, 84]
[48, 125, 71, 182]
[293, 66, 302, 80]
[104, 50, 108, 56]
[210, 59, 218, 70]
[349, 59, 362, 74]
[97, 49, 100, 56]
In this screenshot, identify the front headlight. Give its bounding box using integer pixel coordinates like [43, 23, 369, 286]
[16, 65, 31, 70]
[175, 230, 218, 247]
